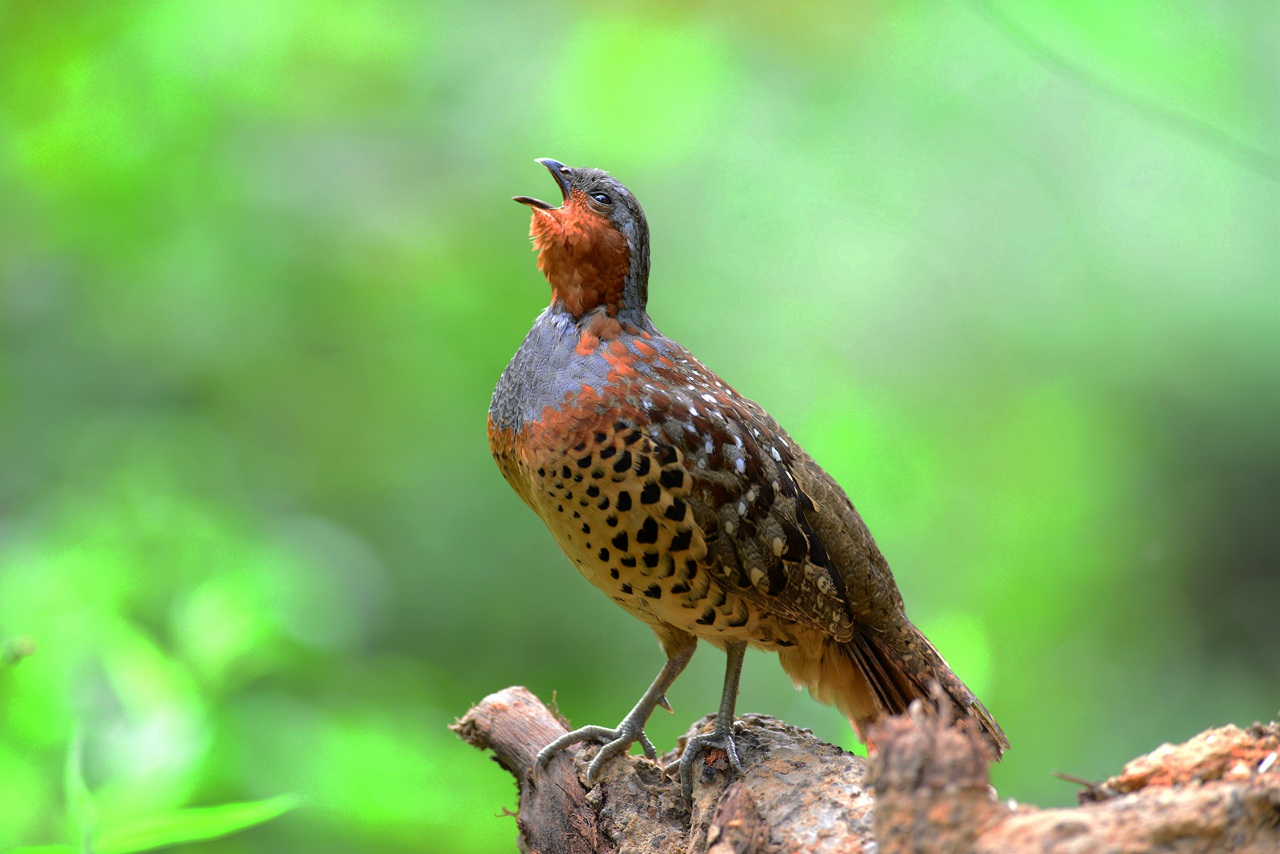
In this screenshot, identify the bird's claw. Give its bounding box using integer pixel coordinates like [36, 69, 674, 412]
[535, 719, 657, 786]
[678, 722, 744, 800]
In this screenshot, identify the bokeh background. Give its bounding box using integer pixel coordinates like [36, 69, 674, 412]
[2, 1, 1277, 851]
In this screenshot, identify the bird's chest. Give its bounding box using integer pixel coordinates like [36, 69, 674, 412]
[489, 308, 669, 508]
[490, 349, 788, 646]
[488, 310, 623, 505]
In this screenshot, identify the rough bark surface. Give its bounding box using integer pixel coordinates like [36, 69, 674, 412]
[452, 686, 1280, 853]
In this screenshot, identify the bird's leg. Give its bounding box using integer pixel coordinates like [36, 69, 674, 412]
[679, 640, 747, 799]
[537, 634, 696, 785]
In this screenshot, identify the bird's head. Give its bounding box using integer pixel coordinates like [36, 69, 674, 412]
[514, 158, 650, 318]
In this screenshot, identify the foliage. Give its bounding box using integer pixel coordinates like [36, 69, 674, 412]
[12, 727, 296, 853]
[1, 1, 1276, 852]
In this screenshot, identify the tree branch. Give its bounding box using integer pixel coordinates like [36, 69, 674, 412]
[453, 686, 1280, 853]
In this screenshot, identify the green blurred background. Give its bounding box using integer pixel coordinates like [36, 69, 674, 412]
[2, 0, 1276, 851]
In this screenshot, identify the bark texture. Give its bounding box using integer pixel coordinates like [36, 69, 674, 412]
[452, 686, 1280, 853]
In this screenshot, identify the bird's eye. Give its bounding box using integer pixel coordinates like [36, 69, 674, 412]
[591, 192, 612, 205]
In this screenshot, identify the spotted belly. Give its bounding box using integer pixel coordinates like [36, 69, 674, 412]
[518, 415, 801, 650]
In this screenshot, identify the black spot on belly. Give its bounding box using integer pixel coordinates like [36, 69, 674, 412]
[696, 606, 716, 626]
[598, 445, 616, 459]
[659, 468, 684, 490]
[612, 531, 629, 551]
[634, 456, 651, 477]
[586, 484, 600, 497]
[612, 450, 633, 473]
[610, 568, 620, 579]
[669, 528, 692, 551]
[605, 513, 618, 526]
[664, 498, 687, 522]
[620, 583, 632, 595]
[670, 581, 690, 594]
[616, 492, 632, 512]
[640, 482, 661, 504]
[561, 465, 572, 479]
[642, 551, 659, 569]
[598, 547, 609, 561]
[636, 517, 659, 544]
[643, 584, 662, 599]
[576, 456, 592, 468]
[620, 555, 637, 568]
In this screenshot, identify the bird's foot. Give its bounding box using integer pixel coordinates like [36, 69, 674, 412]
[536, 717, 658, 786]
[678, 719, 744, 800]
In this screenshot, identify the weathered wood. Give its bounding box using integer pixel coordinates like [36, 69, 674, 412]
[452, 687, 615, 854]
[453, 686, 1280, 853]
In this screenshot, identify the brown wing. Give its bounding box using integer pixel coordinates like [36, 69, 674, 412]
[670, 390, 905, 643]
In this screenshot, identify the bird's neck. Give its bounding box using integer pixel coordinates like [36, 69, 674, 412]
[532, 204, 637, 318]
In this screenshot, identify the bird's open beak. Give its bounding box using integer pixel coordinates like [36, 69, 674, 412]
[513, 158, 572, 210]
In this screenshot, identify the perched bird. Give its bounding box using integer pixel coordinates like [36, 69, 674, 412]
[489, 159, 1008, 797]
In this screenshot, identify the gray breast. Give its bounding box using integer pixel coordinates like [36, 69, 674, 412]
[490, 309, 613, 432]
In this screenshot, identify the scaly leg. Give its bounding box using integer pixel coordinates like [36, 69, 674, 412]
[537, 632, 697, 785]
[679, 640, 747, 799]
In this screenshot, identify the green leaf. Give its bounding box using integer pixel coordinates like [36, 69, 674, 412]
[95, 795, 299, 853]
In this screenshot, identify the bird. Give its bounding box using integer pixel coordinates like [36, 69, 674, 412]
[489, 158, 1008, 798]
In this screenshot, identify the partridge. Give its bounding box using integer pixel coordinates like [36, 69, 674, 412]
[489, 159, 1008, 797]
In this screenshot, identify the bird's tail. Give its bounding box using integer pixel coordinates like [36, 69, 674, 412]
[843, 621, 1008, 757]
[780, 621, 1008, 758]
